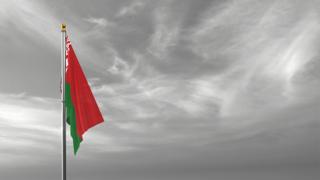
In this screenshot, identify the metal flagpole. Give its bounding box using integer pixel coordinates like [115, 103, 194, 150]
[61, 23, 67, 180]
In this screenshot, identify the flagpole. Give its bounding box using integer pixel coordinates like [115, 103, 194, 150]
[61, 23, 67, 180]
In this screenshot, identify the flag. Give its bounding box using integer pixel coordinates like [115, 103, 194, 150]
[65, 36, 104, 154]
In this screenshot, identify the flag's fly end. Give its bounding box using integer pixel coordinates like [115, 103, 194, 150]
[61, 24, 66, 32]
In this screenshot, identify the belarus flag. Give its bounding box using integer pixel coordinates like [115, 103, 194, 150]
[65, 36, 104, 154]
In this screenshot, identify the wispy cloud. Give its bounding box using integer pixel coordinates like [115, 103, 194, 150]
[186, 0, 320, 116]
[0, 0, 60, 47]
[1, 0, 319, 178]
[0, 93, 60, 166]
[147, 6, 180, 58]
[116, 1, 145, 17]
[84, 17, 114, 28]
[0, 92, 141, 165]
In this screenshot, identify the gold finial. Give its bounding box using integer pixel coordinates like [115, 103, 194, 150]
[61, 24, 66, 32]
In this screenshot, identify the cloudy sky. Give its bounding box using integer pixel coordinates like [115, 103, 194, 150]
[0, 0, 319, 179]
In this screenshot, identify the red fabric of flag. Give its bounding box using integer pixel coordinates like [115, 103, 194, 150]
[65, 36, 104, 141]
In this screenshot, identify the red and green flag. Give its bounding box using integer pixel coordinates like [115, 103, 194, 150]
[65, 36, 104, 154]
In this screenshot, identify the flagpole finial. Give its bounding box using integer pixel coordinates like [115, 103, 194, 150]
[61, 24, 66, 32]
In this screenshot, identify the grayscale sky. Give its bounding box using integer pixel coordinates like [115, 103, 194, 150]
[0, 0, 319, 180]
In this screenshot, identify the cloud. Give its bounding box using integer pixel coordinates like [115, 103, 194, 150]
[116, 1, 145, 17]
[184, 0, 320, 116]
[0, 93, 60, 166]
[147, 6, 180, 58]
[108, 56, 131, 75]
[0, 92, 142, 166]
[84, 17, 114, 28]
[1, 0, 320, 179]
[0, 0, 60, 47]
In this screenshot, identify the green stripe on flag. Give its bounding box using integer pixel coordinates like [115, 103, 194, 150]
[65, 83, 82, 154]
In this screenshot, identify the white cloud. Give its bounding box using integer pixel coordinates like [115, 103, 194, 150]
[186, 0, 320, 116]
[116, 1, 145, 17]
[0, 93, 60, 165]
[108, 56, 130, 75]
[0, 92, 145, 165]
[1, 0, 319, 175]
[0, 0, 60, 47]
[84, 17, 113, 28]
[147, 7, 180, 58]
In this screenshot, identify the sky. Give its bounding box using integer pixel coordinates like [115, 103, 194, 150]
[0, 0, 319, 180]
